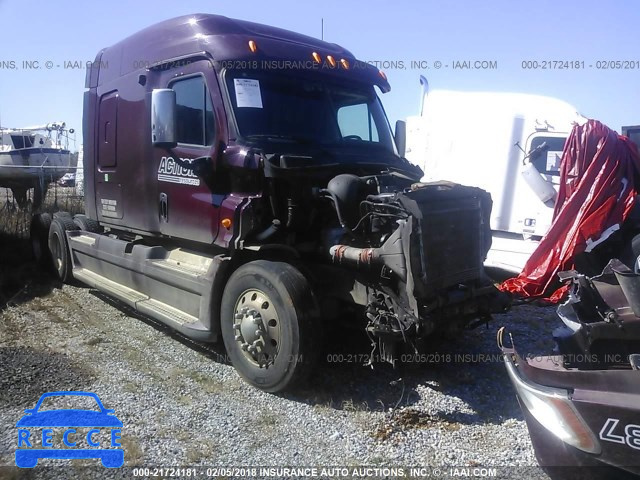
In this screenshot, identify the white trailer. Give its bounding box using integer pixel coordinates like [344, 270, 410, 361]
[405, 77, 586, 273]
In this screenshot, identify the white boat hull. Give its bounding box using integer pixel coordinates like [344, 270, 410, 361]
[0, 148, 71, 189]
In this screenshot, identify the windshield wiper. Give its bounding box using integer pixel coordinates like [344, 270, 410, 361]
[244, 134, 314, 145]
[354, 161, 423, 179]
[245, 134, 335, 159]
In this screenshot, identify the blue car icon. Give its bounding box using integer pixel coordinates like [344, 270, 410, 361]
[15, 391, 124, 468]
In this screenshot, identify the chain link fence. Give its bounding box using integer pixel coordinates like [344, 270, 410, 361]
[0, 169, 86, 306]
[0, 168, 85, 239]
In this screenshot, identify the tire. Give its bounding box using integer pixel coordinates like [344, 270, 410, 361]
[621, 233, 640, 272]
[30, 213, 52, 267]
[220, 260, 319, 392]
[48, 215, 78, 283]
[73, 214, 103, 233]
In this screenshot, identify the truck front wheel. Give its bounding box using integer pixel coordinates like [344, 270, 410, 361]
[220, 260, 318, 392]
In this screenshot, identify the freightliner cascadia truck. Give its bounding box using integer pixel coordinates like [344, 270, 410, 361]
[31, 14, 508, 392]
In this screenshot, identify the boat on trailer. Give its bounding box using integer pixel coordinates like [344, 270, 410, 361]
[0, 122, 74, 208]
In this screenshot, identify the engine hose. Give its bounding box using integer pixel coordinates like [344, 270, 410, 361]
[320, 189, 350, 230]
[286, 198, 296, 229]
[255, 219, 281, 242]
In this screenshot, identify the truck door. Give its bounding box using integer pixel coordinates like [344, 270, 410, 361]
[154, 60, 226, 244]
[96, 91, 123, 220]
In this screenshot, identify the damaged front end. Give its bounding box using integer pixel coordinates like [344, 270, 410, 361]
[327, 180, 511, 362]
[553, 259, 640, 368]
[499, 259, 640, 478]
[249, 153, 511, 365]
[499, 329, 640, 479]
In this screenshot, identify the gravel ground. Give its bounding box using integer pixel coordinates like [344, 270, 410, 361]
[0, 237, 559, 479]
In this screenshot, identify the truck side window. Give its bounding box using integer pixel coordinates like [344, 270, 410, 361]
[171, 76, 215, 146]
[624, 127, 640, 148]
[337, 103, 379, 142]
[529, 136, 566, 176]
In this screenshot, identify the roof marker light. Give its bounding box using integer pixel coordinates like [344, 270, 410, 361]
[340, 58, 350, 69]
[312, 52, 321, 63]
[327, 55, 336, 67]
[221, 218, 232, 229]
[248, 40, 257, 53]
[379, 70, 387, 81]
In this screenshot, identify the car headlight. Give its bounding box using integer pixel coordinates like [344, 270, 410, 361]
[503, 352, 601, 454]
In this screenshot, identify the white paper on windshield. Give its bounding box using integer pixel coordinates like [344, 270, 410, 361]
[234, 79, 263, 108]
[546, 151, 562, 171]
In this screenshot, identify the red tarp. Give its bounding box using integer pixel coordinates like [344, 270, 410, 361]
[500, 119, 640, 302]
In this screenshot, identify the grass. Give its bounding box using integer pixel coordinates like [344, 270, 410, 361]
[0, 184, 84, 308]
[121, 436, 144, 465]
[184, 438, 217, 464]
[85, 336, 108, 346]
[122, 381, 139, 394]
[372, 408, 462, 441]
[0, 185, 85, 239]
[257, 411, 279, 428]
[341, 398, 371, 412]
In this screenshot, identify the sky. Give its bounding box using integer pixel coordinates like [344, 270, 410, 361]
[0, 0, 638, 151]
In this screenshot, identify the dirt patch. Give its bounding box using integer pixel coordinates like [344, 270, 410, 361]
[373, 408, 462, 441]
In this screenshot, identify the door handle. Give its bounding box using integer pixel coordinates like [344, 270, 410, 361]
[159, 193, 168, 222]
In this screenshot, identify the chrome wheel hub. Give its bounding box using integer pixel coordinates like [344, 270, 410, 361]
[233, 289, 280, 368]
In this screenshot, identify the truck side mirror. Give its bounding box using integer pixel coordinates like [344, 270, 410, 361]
[151, 89, 177, 149]
[395, 120, 407, 158]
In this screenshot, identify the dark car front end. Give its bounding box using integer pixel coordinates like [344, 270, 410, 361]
[499, 259, 640, 479]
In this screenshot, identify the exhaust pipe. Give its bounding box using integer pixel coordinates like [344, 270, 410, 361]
[329, 227, 407, 281]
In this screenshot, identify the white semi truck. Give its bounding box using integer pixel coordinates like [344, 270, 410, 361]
[405, 76, 586, 273]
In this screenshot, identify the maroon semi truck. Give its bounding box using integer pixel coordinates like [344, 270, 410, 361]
[32, 14, 508, 392]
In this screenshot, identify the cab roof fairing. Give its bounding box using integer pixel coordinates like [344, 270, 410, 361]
[87, 14, 390, 93]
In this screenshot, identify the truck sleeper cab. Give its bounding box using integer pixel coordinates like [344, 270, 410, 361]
[35, 14, 508, 392]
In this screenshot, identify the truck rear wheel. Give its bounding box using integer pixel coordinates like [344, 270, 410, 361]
[220, 260, 318, 392]
[30, 213, 52, 267]
[48, 216, 78, 283]
[73, 214, 103, 233]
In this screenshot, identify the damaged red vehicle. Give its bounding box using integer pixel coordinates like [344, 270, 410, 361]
[499, 259, 640, 479]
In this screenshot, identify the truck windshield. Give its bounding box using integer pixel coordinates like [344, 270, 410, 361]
[225, 71, 397, 155]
